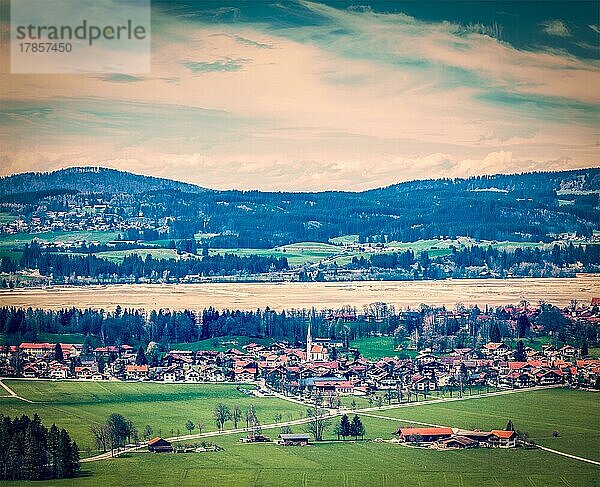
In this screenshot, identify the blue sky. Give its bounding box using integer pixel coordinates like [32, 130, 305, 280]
[1, 1, 598, 190]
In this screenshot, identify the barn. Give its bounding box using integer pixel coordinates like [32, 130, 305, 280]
[147, 437, 173, 453]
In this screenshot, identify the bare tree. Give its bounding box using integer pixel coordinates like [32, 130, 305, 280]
[304, 398, 331, 441]
[214, 403, 231, 431]
[90, 423, 110, 452]
[232, 406, 242, 429]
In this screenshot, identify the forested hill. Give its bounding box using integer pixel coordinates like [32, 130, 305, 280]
[0, 166, 208, 195]
[1, 167, 599, 245]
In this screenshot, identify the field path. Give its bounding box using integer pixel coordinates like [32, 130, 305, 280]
[0, 379, 35, 403]
[536, 446, 600, 467]
[81, 384, 564, 463]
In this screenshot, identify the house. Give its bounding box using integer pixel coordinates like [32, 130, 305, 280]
[396, 427, 453, 443]
[277, 433, 310, 446]
[559, 345, 577, 359]
[489, 430, 517, 448]
[411, 375, 437, 392]
[437, 436, 479, 449]
[48, 362, 70, 379]
[482, 342, 510, 357]
[147, 437, 173, 453]
[307, 344, 329, 362]
[161, 365, 183, 382]
[184, 369, 201, 382]
[125, 364, 149, 381]
[535, 369, 564, 385]
[19, 343, 54, 358]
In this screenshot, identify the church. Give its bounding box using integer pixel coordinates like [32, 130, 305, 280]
[305, 323, 329, 362]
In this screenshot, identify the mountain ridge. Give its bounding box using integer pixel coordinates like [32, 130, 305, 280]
[1, 165, 599, 195]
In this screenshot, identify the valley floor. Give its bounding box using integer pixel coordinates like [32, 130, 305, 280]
[0, 381, 598, 486]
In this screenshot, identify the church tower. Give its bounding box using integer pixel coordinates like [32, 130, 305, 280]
[306, 322, 313, 362]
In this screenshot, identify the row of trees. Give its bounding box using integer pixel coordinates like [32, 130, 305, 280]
[0, 305, 399, 347]
[0, 414, 79, 481]
[17, 241, 288, 280]
[350, 243, 600, 274]
[213, 403, 259, 432]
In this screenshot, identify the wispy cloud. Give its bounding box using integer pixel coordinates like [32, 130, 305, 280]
[541, 20, 571, 37]
[182, 57, 251, 73]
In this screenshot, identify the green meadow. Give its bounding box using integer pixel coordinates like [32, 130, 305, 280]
[372, 388, 600, 462]
[170, 335, 275, 352]
[0, 382, 598, 486]
[210, 241, 341, 266]
[0, 381, 305, 452]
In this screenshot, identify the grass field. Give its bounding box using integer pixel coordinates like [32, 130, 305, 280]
[0, 381, 305, 453]
[349, 336, 417, 360]
[87, 248, 183, 263]
[374, 388, 600, 461]
[0, 231, 120, 247]
[0, 385, 597, 486]
[170, 335, 275, 352]
[210, 242, 341, 267]
[329, 234, 359, 245]
[0, 212, 17, 224]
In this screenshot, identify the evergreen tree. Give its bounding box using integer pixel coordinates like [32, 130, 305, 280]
[581, 340, 589, 357]
[489, 323, 502, 343]
[339, 414, 351, 440]
[54, 343, 64, 363]
[350, 415, 365, 440]
[514, 340, 527, 362]
[506, 420, 515, 431]
[48, 424, 60, 478]
[135, 346, 148, 366]
[517, 314, 529, 338]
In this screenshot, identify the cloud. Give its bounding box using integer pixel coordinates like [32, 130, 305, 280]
[541, 20, 571, 37]
[182, 57, 251, 73]
[0, 1, 598, 190]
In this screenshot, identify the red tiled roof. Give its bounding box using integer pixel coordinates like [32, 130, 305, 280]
[20, 342, 53, 349]
[126, 365, 148, 372]
[491, 430, 516, 439]
[399, 427, 453, 436]
[148, 437, 168, 446]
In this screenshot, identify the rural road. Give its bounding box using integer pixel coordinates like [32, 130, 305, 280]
[0, 379, 35, 403]
[4, 379, 594, 467]
[80, 384, 586, 464]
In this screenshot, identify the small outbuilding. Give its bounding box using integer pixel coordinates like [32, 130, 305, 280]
[437, 436, 479, 449]
[148, 437, 173, 453]
[277, 433, 310, 446]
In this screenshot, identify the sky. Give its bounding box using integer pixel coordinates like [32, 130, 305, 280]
[0, 0, 599, 191]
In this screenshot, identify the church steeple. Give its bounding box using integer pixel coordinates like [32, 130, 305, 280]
[306, 322, 312, 362]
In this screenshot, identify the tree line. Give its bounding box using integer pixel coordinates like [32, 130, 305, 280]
[0, 414, 79, 481]
[349, 243, 600, 275]
[14, 241, 288, 280]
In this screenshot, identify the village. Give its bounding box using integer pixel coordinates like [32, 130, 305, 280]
[2, 298, 599, 398]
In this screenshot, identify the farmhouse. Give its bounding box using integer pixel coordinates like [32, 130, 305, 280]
[489, 430, 517, 448]
[277, 433, 310, 446]
[147, 437, 173, 453]
[396, 427, 453, 443]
